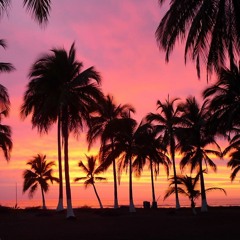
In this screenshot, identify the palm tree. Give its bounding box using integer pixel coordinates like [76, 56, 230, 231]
[156, 1, 240, 78]
[87, 94, 135, 209]
[0, 39, 14, 161]
[0, 0, 51, 25]
[23, 154, 59, 209]
[100, 117, 138, 212]
[74, 155, 106, 209]
[203, 63, 240, 136]
[21, 42, 104, 218]
[164, 172, 226, 215]
[0, 123, 12, 161]
[178, 96, 222, 212]
[132, 122, 170, 208]
[146, 96, 182, 209]
[0, 39, 14, 118]
[223, 134, 240, 182]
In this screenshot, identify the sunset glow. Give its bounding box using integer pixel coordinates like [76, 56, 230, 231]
[0, 0, 239, 209]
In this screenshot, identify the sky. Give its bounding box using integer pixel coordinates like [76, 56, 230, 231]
[0, 0, 238, 208]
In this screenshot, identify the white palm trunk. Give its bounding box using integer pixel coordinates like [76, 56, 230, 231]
[56, 117, 64, 212]
[66, 199, 75, 218]
[113, 158, 119, 209]
[201, 199, 208, 212]
[56, 198, 64, 212]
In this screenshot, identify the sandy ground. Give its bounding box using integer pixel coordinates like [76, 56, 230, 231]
[0, 205, 239, 240]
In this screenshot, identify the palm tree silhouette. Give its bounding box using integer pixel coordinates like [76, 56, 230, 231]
[21, 42, 103, 218]
[74, 155, 106, 209]
[146, 97, 182, 209]
[0, 0, 51, 25]
[0, 39, 14, 161]
[203, 63, 240, 136]
[100, 117, 138, 212]
[156, 1, 240, 78]
[23, 154, 59, 209]
[223, 135, 240, 182]
[164, 171, 226, 215]
[87, 94, 135, 209]
[132, 122, 170, 208]
[178, 96, 222, 212]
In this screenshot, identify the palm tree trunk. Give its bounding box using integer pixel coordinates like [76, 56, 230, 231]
[150, 159, 157, 208]
[92, 183, 103, 208]
[111, 140, 119, 209]
[41, 186, 47, 210]
[62, 114, 75, 218]
[199, 162, 208, 212]
[112, 158, 119, 209]
[129, 156, 136, 212]
[171, 141, 180, 209]
[56, 116, 64, 212]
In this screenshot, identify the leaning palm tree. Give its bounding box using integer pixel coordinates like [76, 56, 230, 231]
[23, 154, 59, 209]
[146, 96, 182, 209]
[87, 94, 135, 209]
[164, 172, 226, 215]
[74, 155, 106, 209]
[178, 96, 222, 212]
[0, 0, 51, 25]
[21, 42, 104, 218]
[156, 1, 240, 78]
[132, 122, 170, 208]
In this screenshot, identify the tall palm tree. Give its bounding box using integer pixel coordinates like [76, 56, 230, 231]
[74, 155, 106, 209]
[156, 1, 240, 78]
[0, 0, 51, 25]
[203, 62, 240, 136]
[100, 117, 137, 212]
[21, 42, 104, 218]
[146, 97, 182, 209]
[132, 122, 170, 208]
[87, 94, 135, 209]
[164, 172, 226, 215]
[23, 154, 59, 209]
[178, 96, 222, 212]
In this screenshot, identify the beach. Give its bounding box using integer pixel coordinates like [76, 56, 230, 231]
[0, 206, 239, 240]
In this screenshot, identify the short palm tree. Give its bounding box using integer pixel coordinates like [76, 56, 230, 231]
[156, 1, 240, 78]
[164, 172, 226, 215]
[23, 154, 59, 209]
[132, 122, 170, 208]
[178, 97, 222, 212]
[74, 155, 106, 209]
[146, 97, 182, 209]
[87, 94, 135, 209]
[21, 42, 104, 218]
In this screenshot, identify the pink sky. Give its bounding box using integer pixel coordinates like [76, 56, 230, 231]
[0, 1, 238, 208]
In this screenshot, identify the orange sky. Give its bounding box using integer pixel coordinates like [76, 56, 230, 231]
[0, 1, 239, 208]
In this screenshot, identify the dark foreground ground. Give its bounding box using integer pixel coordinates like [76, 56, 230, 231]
[0, 205, 239, 240]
